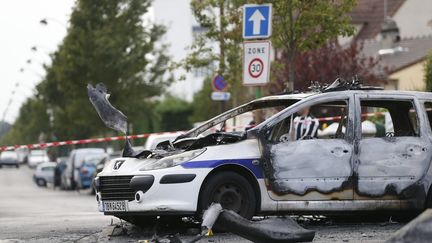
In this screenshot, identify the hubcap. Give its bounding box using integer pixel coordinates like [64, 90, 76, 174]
[213, 184, 244, 213]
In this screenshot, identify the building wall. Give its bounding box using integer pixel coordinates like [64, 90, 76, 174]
[388, 60, 426, 91]
[392, 0, 432, 38]
[152, 0, 209, 101]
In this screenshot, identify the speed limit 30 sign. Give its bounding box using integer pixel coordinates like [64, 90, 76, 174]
[243, 41, 271, 86]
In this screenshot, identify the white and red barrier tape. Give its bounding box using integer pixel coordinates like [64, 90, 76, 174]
[0, 112, 386, 152]
[0, 131, 183, 152]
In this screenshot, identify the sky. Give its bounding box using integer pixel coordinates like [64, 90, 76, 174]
[0, 0, 75, 123]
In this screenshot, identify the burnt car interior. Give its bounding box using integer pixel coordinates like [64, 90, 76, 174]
[268, 101, 349, 142]
[360, 100, 419, 137]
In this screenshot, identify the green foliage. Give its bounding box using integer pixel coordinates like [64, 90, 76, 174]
[271, 0, 355, 51]
[186, 0, 356, 95]
[34, 0, 171, 141]
[0, 121, 11, 140]
[190, 77, 221, 123]
[1, 98, 50, 145]
[425, 52, 432, 92]
[186, 0, 253, 108]
[155, 96, 193, 132]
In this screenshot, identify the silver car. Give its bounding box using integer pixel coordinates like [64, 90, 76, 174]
[34, 162, 56, 187]
[0, 151, 19, 168]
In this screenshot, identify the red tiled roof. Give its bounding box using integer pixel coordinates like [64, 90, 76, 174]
[350, 0, 405, 40]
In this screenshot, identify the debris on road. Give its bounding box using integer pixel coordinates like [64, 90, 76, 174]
[386, 209, 432, 243]
[149, 203, 315, 243]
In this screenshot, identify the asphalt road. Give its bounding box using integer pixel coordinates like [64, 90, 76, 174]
[0, 166, 406, 243]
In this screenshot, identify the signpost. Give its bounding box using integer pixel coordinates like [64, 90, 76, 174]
[211, 74, 230, 102]
[211, 91, 231, 101]
[243, 4, 272, 39]
[242, 4, 272, 99]
[212, 74, 228, 91]
[243, 41, 271, 86]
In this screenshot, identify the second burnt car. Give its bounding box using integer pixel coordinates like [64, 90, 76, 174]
[89, 80, 432, 223]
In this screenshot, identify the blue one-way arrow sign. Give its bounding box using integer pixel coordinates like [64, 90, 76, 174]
[243, 4, 272, 39]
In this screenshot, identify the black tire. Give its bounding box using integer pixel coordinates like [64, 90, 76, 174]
[15, 164, 19, 168]
[199, 171, 256, 219]
[36, 178, 47, 187]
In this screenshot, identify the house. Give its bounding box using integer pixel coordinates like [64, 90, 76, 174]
[348, 0, 432, 90]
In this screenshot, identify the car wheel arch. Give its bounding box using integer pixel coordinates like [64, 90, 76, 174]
[197, 163, 261, 214]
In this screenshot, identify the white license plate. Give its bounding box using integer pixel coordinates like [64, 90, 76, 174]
[103, 201, 128, 212]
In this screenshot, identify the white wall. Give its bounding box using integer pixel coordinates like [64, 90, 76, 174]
[392, 0, 432, 38]
[152, 0, 206, 101]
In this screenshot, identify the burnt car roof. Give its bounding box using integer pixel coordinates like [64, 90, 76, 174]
[258, 90, 432, 101]
[181, 90, 432, 139]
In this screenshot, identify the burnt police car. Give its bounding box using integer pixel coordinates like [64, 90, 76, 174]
[88, 78, 432, 223]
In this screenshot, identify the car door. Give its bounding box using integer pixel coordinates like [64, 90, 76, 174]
[258, 95, 355, 201]
[354, 94, 432, 203]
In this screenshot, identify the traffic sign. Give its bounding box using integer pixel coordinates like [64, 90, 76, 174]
[243, 41, 271, 86]
[211, 92, 231, 101]
[212, 75, 227, 91]
[243, 4, 272, 39]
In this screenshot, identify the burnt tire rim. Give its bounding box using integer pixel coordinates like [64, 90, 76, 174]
[212, 183, 246, 214]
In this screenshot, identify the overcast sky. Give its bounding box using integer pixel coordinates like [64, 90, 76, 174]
[0, 0, 74, 123]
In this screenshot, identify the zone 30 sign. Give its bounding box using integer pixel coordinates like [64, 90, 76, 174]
[243, 41, 271, 86]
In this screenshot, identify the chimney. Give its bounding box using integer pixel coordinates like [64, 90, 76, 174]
[380, 17, 400, 49]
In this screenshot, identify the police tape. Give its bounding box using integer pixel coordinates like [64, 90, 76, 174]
[317, 112, 385, 122]
[1, 112, 386, 152]
[0, 131, 183, 152]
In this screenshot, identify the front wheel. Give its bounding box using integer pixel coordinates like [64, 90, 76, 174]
[36, 178, 47, 187]
[198, 171, 256, 219]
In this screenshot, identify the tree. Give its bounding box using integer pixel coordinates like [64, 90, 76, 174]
[36, 0, 172, 140]
[425, 52, 432, 92]
[270, 0, 355, 91]
[186, 0, 253, 108]
[0, 98, 50, 145]
[189, 77, 222, 123]
[185, 0, 356, 108]
[269, 41, 388, 94]
[154, 96, 193, 132]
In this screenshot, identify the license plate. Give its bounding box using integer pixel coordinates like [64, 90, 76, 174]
[103, 201, 128, 212]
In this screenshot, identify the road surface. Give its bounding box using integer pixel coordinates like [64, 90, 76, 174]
[0, 166, 405, 242]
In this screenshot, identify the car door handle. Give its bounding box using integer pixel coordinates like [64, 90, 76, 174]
[330, 147, 350, 155]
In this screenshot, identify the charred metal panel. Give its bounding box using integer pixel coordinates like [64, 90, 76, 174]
[356, 137, 432, 199]
[267, 139, 353, 199]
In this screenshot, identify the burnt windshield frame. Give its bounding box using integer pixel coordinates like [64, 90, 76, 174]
[178, 97, 302, 139]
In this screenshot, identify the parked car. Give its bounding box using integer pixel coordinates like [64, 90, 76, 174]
[79, 154, 107, 189]
[33, 162, 56, 187]
[28, 150, 50, 168]
[61, 148, 105, 190]
[0, 151, 19, 168]
[15, 147, 29, 164]
[94, 80, 432, 224]
[143, 132, 184, 150]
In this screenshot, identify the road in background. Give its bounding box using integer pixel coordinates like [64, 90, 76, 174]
[0, 166, 111, 242]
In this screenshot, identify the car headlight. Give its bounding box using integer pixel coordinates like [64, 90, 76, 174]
[140, 148, 206, 171]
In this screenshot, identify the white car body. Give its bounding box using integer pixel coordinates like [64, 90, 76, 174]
[94, 89, 432, 219]
[34, 162, 56, 186]
[28, 150, 50, 168]
[0, 151, 19, 167]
